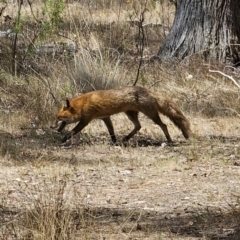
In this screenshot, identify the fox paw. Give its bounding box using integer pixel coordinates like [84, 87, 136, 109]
[62, 133, 72, 143]
[62, 136, 67, 143]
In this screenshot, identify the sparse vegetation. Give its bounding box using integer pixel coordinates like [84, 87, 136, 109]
[0, 0, 240, 239]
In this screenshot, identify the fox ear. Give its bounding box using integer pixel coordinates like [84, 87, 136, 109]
[65, 99, 70, 108]
[62, 99, 71, 110]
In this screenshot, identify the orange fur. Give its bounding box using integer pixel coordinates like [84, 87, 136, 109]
[51, 86, 191, 143]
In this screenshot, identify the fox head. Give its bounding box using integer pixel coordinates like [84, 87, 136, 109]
[51, 99, 78, 132]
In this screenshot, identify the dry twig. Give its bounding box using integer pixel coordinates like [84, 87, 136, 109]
[209, 69, 240, 89]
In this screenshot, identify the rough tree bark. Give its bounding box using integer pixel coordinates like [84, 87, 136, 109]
[158, 0, 240, 65]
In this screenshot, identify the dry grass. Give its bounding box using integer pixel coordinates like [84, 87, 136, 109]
[69, 47, 128, 92]
[0, 0, 240, 239]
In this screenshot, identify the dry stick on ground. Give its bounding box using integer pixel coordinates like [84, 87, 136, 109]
[209, 69, 240, 117]
[209, 69, 240, 89]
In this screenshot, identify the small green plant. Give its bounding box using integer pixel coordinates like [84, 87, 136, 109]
[42, 0, 66, 35]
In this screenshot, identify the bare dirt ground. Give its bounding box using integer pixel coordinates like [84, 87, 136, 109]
[1, 114, 240, 239]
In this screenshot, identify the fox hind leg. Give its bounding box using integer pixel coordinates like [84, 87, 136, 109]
[102, 117, 117, 143]
[123, 111, 141, 141]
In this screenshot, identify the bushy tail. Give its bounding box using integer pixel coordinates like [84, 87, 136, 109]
[155, 94, 191, 139]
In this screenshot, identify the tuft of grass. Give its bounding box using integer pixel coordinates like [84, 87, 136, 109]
[0, 171, 98, 240]
[68, 46, 128, 92]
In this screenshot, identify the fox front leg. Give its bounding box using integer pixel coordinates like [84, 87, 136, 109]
[62, 120, 89, 143]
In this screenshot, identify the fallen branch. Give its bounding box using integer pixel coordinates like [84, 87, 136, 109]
[209, 69, 240, 89]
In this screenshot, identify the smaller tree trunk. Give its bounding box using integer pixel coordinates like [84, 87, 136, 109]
[158, 0, 240, 65]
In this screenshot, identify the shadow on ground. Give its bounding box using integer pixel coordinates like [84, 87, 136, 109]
[1, 126, 240, 163]
[1, 204, 240, 239]
[0, 128, 177, 161]
[75, 205, 240, 239]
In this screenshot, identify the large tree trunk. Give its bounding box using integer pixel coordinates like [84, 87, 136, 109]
[158, 0, 240, 65]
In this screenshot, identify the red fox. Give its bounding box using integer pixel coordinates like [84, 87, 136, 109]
[51, 86, 191, 143]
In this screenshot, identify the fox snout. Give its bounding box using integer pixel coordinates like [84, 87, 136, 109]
[50, 120, 67, 132]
